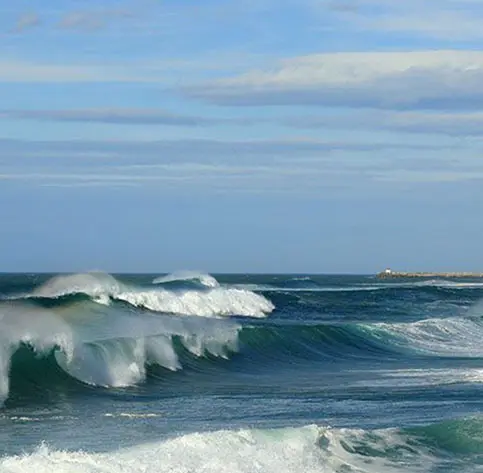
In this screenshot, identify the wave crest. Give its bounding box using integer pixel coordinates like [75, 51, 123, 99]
[152, 271, 219, 288]
[116, 287, 273, 318]
[29, 272, 274, 318]
[365, 316, 483, 357]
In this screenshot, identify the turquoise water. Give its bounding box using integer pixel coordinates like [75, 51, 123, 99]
[1, 272, 483, 472]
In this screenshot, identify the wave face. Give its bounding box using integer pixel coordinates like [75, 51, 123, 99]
[2, 273, 483, 471]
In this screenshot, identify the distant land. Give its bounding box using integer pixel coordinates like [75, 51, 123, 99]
[377, 269, 483, 279]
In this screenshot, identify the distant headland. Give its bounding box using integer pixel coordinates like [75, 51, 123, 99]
[376, 268, 483, 279]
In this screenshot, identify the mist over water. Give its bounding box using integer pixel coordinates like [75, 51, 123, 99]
[1, 272, 483, 472]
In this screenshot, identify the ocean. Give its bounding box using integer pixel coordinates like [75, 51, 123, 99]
[1, 272, 483, 472]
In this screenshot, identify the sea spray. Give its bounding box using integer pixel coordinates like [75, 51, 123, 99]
[0, 296, 242, 402]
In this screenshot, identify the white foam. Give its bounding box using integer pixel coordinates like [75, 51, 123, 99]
[7, 415, 78, 422]
[8, 416, 42, 422]
[0, 425, 437, 473]
[116, 287, 274, 317]
[250, 279, 483, 293]
[30, 272, 274, 318]
[354, 367, 483, 388]
[403, 279, 483, 289]
[102, 413, 162, 419]
[153, 271, 219, 288]
[232, 283, 444, 293]
[368, 316, 483, 357]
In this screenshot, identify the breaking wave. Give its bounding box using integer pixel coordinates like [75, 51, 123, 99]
[0, 272, 275, 406]
[29, 272, 274, 318]
[2, 418, 482, 473]
[0, 300, 241, 406]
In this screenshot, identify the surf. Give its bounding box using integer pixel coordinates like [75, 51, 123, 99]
[2, 272, 483, 410]
[2, 418, 482, 473]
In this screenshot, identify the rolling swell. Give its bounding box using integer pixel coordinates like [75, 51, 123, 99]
[1, 272, 483, 408]
[3, 310, 481, 406]
[239, 313, 483, 363]
[238, 323, 401, 362]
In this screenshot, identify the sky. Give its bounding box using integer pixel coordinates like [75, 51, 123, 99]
[2, 0, 483, 273]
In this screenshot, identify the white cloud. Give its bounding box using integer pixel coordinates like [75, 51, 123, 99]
[186, 50, 483, 110]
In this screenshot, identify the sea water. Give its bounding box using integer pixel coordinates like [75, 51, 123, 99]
[1, 272, 483, 472]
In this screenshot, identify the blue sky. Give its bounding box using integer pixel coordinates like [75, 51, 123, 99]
[2, 0, 483, 273]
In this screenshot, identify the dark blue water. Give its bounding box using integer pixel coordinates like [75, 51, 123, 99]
[1, 272, 483, 472]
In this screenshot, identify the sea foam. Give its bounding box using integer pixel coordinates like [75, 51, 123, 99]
[0, 424, 440, 473]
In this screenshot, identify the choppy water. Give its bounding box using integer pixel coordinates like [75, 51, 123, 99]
[1, 272, 483, 472]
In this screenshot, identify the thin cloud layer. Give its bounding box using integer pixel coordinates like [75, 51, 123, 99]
[1, 137, 482, 193]
[282, 111, 483, 137]
[58, 10, 133, 31]
[0, 109, 220, 126]
[317, 0, 483, 41]
[0, 61, 138, 83]
[186, 50, 483, 110]
[12, 12, 40, 33]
